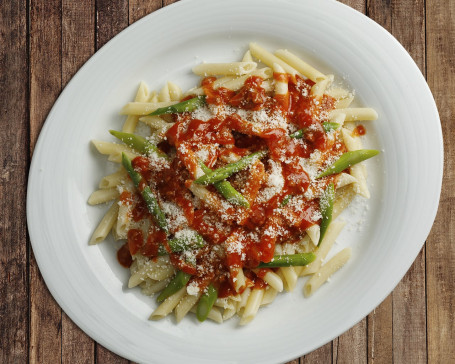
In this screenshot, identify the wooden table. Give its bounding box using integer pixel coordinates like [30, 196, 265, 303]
[2, 0, 453, 363]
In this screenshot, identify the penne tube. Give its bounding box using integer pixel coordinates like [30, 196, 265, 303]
[279, 267, 298, 291]
[300, 220, 346, 276]
[140, 279, 170, 296]
[87, 188, 119, 205]
[329, 108, 378, 121]
[192, 62, 257, 76]
[274, 48, 326, 82]
[303, 248, 352, 297]
[262, 271, 283, 292]
[261, 287, 278, 306]
[99, 169, 128, 189]
[305, 224, 320, 246]
[239, 288, 264, 325]
[120, 101, 177, 116]
[89, 201, 119, 245]
[311, 74, 333, 99]
[242, 50, 253, 62]
[249, 43, 299, 76]
[167, 81, 182, 101]
[149, 287, 186, 320]
[175, 293, 200, 323]
[122, 81, 149, 133]
[158, 83, 171, 102]
[190, 306, 223, 323]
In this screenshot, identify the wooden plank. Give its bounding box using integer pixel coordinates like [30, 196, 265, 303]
[96, 0, 129, 49]
[61, 1, 96, 362]
[426, 0, 455, 362]
[95, 0, 130, 362]
[29, 0, 63, 363]
[129, 0, 162, 24]
[387, 1, 427, 363]
[0, 1, 29, 363]
[339, 0, 366, 13]
[367, 295, 393, 364]
[334, 319, 368, 363]
[302, 342, 333, 364]
[364, 3, 394, 364]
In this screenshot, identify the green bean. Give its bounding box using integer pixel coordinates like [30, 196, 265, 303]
[290, 122, 339, 139]
[121, 153, 169, 233]
[322, 122, 340, 132]
[156, 271, 191, 303]
[257, 253, 316, 268]
[195, 150, 267, 185]
[196, 284, 218, 322]
[110, 130, 168, 159]
[289, 128, 306, 139]
[199, 162, 250, 208]
[281, 194, 293, 207]
[318, 183, 334, 246]
[316, 149, 379, 179]
[149, 96, 205, 115]
[168, 231, 205, 252]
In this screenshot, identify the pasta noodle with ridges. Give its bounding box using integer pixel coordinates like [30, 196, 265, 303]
[89, 43, 378, 325]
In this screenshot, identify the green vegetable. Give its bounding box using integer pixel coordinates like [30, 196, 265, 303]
[257, 253, 316, 268]
[318, 183, 334, 246]
[110, 130, 168, 159]
[281, 194, 293, 207]
[316, 149, 379, 179]
[290, 122, 339, 139]
[149, 96, 206, 115]
[156, 271, 191, 303]
[195, 150, 267, 185]
[322, 122, 340, 132]
[199, 162, 250, 208]
[168, 231, 206, 252]
[289, 128, 306, 139]
[121, 153, 168, 233]
[196, 284, 218, 322]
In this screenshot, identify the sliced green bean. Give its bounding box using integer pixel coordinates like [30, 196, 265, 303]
[318, 183, 334, 246]
[199, 162, 250, 208]
[149, 96, 205, 116]
[281, 194, 293, 207]
[289, 128, 306, 139]
[156, 271, 191, 303]
[110, 130, 168, 159]
[316, 149, 379, 179]
[196, 284, 218, 322]
[257, 253, 316, 268]
[168, 231, 205, 252]
[290, 122, 339, 139]
[121, 153, 169, 233]
[195, 150, 267, 185]
[322, 122, 340, 132]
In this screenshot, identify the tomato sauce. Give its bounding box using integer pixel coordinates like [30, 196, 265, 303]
[118, 73, 343, 297]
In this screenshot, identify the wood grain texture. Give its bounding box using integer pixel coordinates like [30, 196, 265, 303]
[61, 1, 96, 363]
[0, 1, 29, 363]
[426, 0, 455, 362]
[29, 0, 63, 363]
[129, 0, 162, 23]
[95, 0, 130, 362]
[389, 0, 427, 362]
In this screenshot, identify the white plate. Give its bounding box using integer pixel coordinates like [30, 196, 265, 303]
[27, 0, 442, 363]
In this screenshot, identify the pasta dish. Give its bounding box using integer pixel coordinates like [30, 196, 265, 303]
[88, 43, 379, 324]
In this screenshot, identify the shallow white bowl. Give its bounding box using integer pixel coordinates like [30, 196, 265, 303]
[27, 0, 442, 363]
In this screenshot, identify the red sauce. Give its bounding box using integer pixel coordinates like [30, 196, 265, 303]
[117, 243, 133, 268]
[352, 124, 366, 136]
[118, 74, 343, 296]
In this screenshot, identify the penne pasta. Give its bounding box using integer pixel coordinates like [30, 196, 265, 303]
[89, 43, 379, 325]
[303, 248, 352, 297]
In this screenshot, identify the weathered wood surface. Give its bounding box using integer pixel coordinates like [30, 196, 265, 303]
[1, 0, 453, 363]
